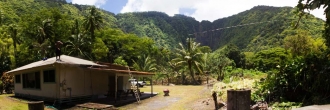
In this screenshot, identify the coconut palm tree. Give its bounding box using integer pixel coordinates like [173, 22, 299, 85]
[132, 54, 157, 72]
[66, 19, 92, 59]
[172, 38, 203, 84]
[83, 6, 103, 40]
[37, 19, 53, 44]
[65, 34, 91, 59]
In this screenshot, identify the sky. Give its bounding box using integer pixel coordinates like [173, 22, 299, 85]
[66, 0, 326, 22]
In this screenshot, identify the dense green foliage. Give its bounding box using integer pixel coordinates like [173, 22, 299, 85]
[248, 1, 330, 106]
[2, 0, 330, 106]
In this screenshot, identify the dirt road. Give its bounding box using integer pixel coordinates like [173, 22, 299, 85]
[118, 85, 215, 110]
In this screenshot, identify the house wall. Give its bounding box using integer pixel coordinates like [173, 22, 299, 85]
[13, 65, 58, 99]
[58, 64, 109, 98]
[123, 76, 130, 91]
[13, 63, 153, 100]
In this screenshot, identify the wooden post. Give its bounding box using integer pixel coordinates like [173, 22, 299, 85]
[212, 91, 218, 110]
[28, 101, 44, 110]
[227, 89, 251, 110]
[151, 76, 153, 96]
[115, 74, 118, 103]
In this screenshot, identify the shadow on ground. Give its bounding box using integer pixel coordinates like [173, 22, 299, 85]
[9, 92, 157, 110]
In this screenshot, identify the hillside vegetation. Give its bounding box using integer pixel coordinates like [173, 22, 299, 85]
[2, 0, 324, 50]
[1, 0, 330, 107]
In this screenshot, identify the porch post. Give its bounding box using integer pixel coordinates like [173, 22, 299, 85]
[115, 73, 118, 103]
[150, 76, 153, 96]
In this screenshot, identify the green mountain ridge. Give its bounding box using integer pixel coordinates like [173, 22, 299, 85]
[0, 0, 325, 51]
[114, 6, 325, 51]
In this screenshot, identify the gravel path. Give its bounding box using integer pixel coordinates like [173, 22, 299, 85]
[293, 104, 330, 110]
[130, 97, 182, 110]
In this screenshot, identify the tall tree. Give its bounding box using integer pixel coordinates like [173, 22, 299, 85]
[172, 38, 203, 84]
[0, 10, 3, 26]
[207, 54, 233, 81]
[32, 39, 50, 59]
[0, 31, 11, 75]
[225, 44, 245, 68]
[283, 30, 313, 57]
[37, 19, 53, 44]
[65, 20, 91, 59]
[83, 6, 103, 40]
[296, 0, 330, 46]
[8, 24, 21, 57]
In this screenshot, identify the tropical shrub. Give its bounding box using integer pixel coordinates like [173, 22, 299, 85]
[253, 51, 330, 105]
[0, 72, 13, 93]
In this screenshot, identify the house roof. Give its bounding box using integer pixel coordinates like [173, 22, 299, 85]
[88, 68, 154, 75]
[6, 55, 102, 74]
[91, 62, 155, 75]
[7, 55, 154, 76]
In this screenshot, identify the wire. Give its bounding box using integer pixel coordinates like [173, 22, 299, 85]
[188, 18, 295, 36]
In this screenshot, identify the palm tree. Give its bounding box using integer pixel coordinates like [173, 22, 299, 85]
[66, 19, 92, 59]
[132, 54, 157, 72]
[37, 19, 53, 44]
[83, 6, 103, 40]
[65, 34, 91, 59]
[32, 39, 50, 60]
[168, 61, 184, 84]
[172, 38, 204, 84]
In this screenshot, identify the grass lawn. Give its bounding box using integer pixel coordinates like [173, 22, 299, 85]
[119, 85, 210, 110]
[0, 94, 28, 110]
[0, 94, 54, 110]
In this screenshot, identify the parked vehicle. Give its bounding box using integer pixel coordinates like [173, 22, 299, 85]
[128, 79, 146, 87]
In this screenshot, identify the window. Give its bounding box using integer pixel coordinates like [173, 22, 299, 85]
[43, 69, 55, 83]
[22, 71, 41, 89]
[15, 74, 21, 83]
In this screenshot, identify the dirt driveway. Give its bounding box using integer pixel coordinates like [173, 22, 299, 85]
[118, 85, 216, 110]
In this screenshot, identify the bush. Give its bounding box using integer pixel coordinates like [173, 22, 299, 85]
[0, 72, 13, 94]
[222, 68, 266, 83]
[253, 52, 330, 105]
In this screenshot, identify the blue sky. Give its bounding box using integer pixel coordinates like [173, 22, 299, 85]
[66, 0, 326, 22]
[66, 0, 128, 14]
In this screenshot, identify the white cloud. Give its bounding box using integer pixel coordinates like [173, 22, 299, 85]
[71, 0, 107, 7]
[120, 0, 326, 22]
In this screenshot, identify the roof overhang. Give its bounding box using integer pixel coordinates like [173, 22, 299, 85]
[88, 68, 154, 76]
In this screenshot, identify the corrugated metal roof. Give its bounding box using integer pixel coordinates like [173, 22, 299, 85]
[7, 55, 102, 74]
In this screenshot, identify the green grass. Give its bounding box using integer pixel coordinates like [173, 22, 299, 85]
[0, 94, 54, 110]
[0, 94, 28, 110]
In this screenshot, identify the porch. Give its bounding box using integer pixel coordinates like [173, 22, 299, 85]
[69, 91, 158, 109]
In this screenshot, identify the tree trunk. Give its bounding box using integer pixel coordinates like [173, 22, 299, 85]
[182, 74, 184, 85]
[188, 62, 198, 85]
[166, 75, 170, 85]
[181, 72, 185, 85]
[218, 65, 224, 81]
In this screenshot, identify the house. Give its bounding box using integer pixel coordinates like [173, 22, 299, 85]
[6, 55, 154, 104]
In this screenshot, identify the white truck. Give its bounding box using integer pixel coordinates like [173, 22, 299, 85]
[128, 79, 146, 87]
